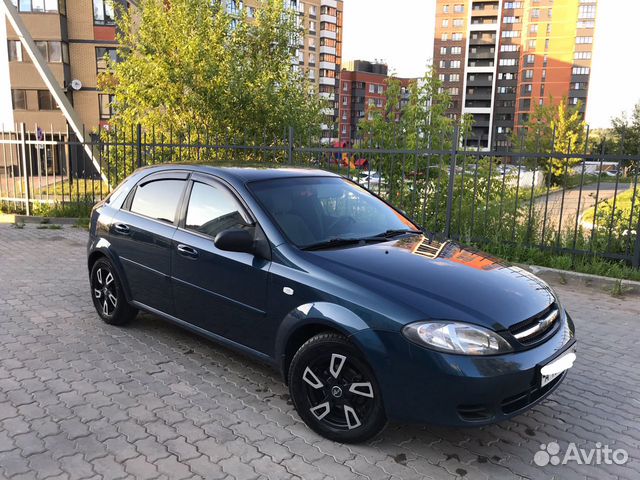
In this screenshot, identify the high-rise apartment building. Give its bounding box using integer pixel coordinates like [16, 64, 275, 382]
[339, 60, 413, 146]
[0, 0, 342, 142]
[433, 0, 597, 148]
[246, 0, 343, 142]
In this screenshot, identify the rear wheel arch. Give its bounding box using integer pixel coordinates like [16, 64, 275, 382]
[87, 249, 133, 302]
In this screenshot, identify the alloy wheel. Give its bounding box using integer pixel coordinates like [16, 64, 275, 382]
[92, 266, 118, 317]
[301, 352, 376, 431]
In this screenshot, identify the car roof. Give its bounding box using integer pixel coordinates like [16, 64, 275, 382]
[137, 164, 339, 183]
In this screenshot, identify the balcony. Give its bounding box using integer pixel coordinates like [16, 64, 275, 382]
[468, 51, 495, 60]
[321, 14, 337, 23]
[320, 45, 336, 55]
[320, 29, 337, 40]
[319, 61, 336, 70]
[321, 0, 338, 7]
[319, 77, 336, 86]
[469, 35, 497, 46]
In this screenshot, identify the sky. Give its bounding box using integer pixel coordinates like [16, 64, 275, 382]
[342, 0, 640, 129]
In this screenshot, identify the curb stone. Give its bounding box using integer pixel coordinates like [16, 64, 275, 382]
[522, 264, 640, 297]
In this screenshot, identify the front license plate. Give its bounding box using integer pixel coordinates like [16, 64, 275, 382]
[540, 349, 576, 387]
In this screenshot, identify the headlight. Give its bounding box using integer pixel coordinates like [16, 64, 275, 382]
[402, 321, 513, 355]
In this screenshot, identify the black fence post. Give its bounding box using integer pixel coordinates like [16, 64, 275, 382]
[19, 123, 30, 216]
[444, 126, 459, 238]
[287, 126, 294, 165]
[136, 124, 143, 168]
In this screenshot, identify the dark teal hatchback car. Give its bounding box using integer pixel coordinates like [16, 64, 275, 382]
[87, 166, 577, 443]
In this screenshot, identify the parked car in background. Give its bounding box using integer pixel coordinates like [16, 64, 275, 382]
[87, 166, 577, 443]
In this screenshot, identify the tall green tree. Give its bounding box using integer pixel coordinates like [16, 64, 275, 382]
[100, 0, 323, 147]
[516, 99, 587, 185]
[611, 103, 640, 170]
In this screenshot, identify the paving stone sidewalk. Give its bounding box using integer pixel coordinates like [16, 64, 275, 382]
[0, 224, 638, 480]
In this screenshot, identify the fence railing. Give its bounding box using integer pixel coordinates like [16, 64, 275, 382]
[1, 123, 639, 268]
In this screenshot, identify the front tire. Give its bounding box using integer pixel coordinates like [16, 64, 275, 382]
[90, 258, 137, 325]
[288, 333, 387, 443]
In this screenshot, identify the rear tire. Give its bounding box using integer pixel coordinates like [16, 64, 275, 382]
[90, 258, 137, 326]
[288, 332, 387, 443]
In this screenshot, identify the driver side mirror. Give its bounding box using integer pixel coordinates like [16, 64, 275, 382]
[214, 228, 255, 254]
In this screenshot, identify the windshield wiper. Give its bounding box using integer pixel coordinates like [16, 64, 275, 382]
[301, 237, 387, 251]
[373, 229, 423, 239]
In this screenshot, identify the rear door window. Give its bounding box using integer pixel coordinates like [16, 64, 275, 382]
[130, 179, 186, 223]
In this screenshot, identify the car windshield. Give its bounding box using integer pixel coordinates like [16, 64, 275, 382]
[248, 176, 419, 249]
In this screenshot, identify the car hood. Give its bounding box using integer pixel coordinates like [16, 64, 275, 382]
[304, 235, 556, 331]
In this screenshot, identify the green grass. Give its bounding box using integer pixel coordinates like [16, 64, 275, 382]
[582, 188, 637, 225]
[479, 242, 640, 282]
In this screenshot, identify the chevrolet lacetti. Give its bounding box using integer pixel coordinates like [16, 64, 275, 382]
[87, 166, 577, 443]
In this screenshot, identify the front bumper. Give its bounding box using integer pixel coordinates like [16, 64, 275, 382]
[351, 312, 576, 426]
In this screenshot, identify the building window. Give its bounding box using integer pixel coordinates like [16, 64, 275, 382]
[443, 4, 449, 13]
[572, 67, 590, 75]
[525, 54, 535, 64]
[320, 22, 336, 32]
[452, 33, 463, 41]
[524, 69, 533, 79]
[499, 58, 517, 66]
[441, 33, 448, 41]
[448, 87, 459, 95]
[440, 46, 447, 55]
[503, 16, 520, 24]
[450, 60, 460, 68]
[454, 4, 463, 13]
[7, 40, 24, 62]
[93, 0, 115, 26]
[502, 31, 519, 38]
[11, 89, 27, 110]
[504, 2, 522, 8]
[35, 41, 67, 63]
[577, 21, 595, 28]
[500, 44, 518, 52]
[449, 73, 459, 82]
[99, 94, 115, 119]
[530, 24, 538, 34]
[452, 19, 464, 27]
[342, 82, 348, 91]
[11, 0, 61, 12]
[309, 5, 316, 16]
[309, 20, 316, 32]
[37, 90, 59, 110]
[308, 37, 315, 49]
[377, 85, 384, 94]
[309, 53, 316, 64]
[442, 19, 449, 27]
[439, 73, 445, 81]
[576, 36, 593, 44]
[439, 60, 446, 68]
[528, 39, 536, 50]
[570, 97, 580, 105]
[451, 46, 461, 54]
[574, 51, 592, 60]
[96, 47, 118, 73]
[579, 5, 596, 19]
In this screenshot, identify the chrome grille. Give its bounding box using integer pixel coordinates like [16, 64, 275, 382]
[509, 304, 559, 345]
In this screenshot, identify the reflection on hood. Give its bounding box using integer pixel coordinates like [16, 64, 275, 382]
[394, 236, 506, 272]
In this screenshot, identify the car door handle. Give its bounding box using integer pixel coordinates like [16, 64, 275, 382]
[177, 244, 199, 259]
[113, 223, 130, 235]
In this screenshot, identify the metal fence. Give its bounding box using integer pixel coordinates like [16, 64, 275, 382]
[1, 123, 639, 268]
